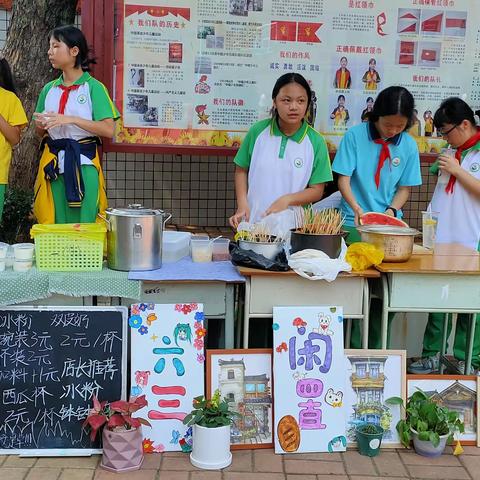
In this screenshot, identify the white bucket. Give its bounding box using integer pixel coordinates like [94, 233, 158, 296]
[190, 424, 232, 470]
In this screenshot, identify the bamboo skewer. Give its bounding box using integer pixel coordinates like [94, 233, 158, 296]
[294, 206, 346, 235]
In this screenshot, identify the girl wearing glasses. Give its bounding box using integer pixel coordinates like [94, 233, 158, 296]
[410, 97, 480, 375]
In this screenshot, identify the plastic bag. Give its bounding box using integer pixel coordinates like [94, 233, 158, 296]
[345, 242, 384, 271]
[287, 239, 352, 281]
[230, 242, 290, 271]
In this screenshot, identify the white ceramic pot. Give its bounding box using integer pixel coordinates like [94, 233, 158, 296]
[411, 429, 448, 457]
[190, 424, 232, 470]
[238, 240, 283, 260]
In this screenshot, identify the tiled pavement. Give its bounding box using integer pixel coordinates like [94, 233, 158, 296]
[1, 446, 480, 480]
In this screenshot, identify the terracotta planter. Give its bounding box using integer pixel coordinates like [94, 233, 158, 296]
[100, 427, 144, 472]
[190, 424, 232, 470]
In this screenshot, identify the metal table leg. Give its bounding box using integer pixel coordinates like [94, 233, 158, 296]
[243, 277, 251, 348]
[224, 284, 235, 349]
[362, 280, 370, 349]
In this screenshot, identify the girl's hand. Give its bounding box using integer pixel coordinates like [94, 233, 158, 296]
[40, 112, 74, 130]
[229, 206, 250, 229]
[264, 194, 291, 217]
[438, 152, 461, 176]
[33, 112, 48, 129]
[353, 206, 363, 226]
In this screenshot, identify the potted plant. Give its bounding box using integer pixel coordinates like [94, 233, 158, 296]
[355, 422, 384, 457]
[291, 206, 346, 258]
[83, 394, 152, 472]
[183, 389, 239, 470]
[386, 390, 464, 457]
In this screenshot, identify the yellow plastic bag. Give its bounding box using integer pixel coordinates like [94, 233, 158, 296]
[346, 242, 384, 271]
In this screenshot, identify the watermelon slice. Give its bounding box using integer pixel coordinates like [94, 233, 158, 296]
[360, 212, 409, 227]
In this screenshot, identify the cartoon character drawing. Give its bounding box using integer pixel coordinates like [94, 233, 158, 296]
[170, 429, 181, 445]
[195, 104, 209, 125]
[325, 388, 343, 407]
[174, 323, 193, 345]
[327, 435, 347, 452]
[314, 313, 334, 335]
[135, 370, 151, 388]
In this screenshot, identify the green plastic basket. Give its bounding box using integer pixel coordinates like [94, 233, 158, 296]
[31, 223, 106, 272]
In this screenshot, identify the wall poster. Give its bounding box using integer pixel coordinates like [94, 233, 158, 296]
[112, 0, 480, 153]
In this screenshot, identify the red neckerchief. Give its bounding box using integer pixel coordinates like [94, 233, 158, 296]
[446, 129, 480, 194]
[373, 138, 391, 189]
[58, 84, 80, 114]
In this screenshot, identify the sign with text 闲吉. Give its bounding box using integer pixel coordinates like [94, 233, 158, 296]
[0, 306, 128, 456]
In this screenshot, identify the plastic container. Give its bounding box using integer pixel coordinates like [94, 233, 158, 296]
[13, 243, 35, 261]
[0, 242, 8, 260]
[422, 211, 439, 250]
[5, 246, 13, 269]
[0, 260, 5, 272]
[212, 238, 230, 261]
[30, 223, 106, 272]
[13, 259, 33, 272]
[355, 424, 384, 457]
[162, 231, 191, 263]
[191, 238, 212, 262]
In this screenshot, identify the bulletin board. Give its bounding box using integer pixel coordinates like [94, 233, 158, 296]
[105, 0, 480, 154]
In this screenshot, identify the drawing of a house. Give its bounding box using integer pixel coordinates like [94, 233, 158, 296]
[347, 356, 393, 439]
[218, 359, 272, 444]
[426, 381, 476, 433]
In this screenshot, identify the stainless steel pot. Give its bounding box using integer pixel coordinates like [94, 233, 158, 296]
[103, 204, 172, 271]
[357, 225, 420, 262]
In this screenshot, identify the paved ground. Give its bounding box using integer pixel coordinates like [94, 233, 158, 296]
[1, 446, 480, 480]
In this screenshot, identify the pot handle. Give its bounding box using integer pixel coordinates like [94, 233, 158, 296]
[97, 213, 111, 230]
[163, 212, 172, 226]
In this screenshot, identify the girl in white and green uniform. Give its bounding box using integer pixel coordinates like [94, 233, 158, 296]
[33, 25, 119, 224]
[410, 98, 480, 374]
[229, 73, 332, 228]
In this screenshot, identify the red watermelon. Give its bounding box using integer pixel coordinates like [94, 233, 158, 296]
[360, 212, 409, 227]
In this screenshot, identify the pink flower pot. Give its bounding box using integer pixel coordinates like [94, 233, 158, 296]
[100, 427, 144, 472]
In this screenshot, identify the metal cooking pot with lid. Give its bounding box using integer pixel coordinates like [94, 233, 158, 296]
[103, 204, 172, 271]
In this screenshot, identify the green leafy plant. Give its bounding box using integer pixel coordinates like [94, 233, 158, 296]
[386, 390, 464, 448]
[82, 395, 152, 441]
[0, 188, 34, 244]
[357, 423, 383, 435]
[183, 389, 239, 428]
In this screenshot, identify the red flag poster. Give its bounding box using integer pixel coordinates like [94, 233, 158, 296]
[297, 22, 322, 43]
[270, 21, 297, 42]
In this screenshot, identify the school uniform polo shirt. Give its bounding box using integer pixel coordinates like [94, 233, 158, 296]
[430, 144, 480, 250]
[35, 72, 119, 174]
[0, 88, 27, 184]
[332, 122, 421, 226]
[234, 118, 332, 222]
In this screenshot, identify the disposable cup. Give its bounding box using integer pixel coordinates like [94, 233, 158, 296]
[13, 260, 33, 272]
[191, 238, 212, 262]
[13, 243, 35, 261]
[422, 211, 439, 250]
[0, 242, 8, 260]
[437, 148, 454, 185]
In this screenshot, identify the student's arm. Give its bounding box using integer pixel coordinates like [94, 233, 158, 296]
[388, 186, 411, 213]
[338, 175, 363, 225]
[0, 115, 21, 146]
[264, 183, 325, 216]
[229, 166, 250, 229]
[35, 113, 115, 138]
[439, 152, 480, 198]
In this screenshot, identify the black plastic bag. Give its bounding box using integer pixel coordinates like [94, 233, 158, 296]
[230, 242, 290, 271]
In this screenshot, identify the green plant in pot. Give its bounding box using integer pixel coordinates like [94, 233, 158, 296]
[386, 390, 464, 457]
[183, 389, 239, 470]
[355, 422, 384, 457]
[291, 206, 346, 258]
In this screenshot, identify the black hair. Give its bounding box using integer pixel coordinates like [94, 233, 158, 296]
[50, 25, 96, 71]
[369, 86, 415, 129]
[433, 97, 476, 129]
[272, 73, 312, 107]
[337, 95, 345, 102]
[369, 58, 376, 65]
[340, 56, 347, 62]
[0, 58, 17, 94]
[366, 97, 374, 103]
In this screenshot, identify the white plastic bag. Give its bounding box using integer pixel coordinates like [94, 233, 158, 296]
[287, 239, 352, 281]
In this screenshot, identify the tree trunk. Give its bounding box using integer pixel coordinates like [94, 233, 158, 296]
[3, 0, 78, 190]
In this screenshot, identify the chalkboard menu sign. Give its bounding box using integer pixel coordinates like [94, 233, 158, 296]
[0, 307, 128, 455]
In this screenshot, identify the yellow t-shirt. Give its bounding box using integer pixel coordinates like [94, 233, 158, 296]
[0, 87, 28, 184]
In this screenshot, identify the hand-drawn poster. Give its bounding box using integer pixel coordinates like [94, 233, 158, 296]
[272, 306, 346, 454]
[129, 303, 205, 452]
[113, 0, 480, 153]
[344, 349, 406, 448]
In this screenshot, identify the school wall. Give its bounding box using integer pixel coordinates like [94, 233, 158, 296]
[0, 8, 433, 229]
